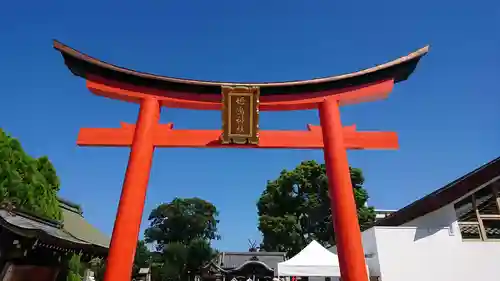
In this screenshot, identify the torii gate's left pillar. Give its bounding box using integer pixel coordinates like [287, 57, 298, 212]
[104, 97, 160, 281]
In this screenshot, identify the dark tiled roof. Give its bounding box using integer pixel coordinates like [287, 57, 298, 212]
[217, 252, 286, 275]
[59, 200, 110, 249]
[375, 156, 500, 226]
[0, 198, 110, 256]
[0, 209, 84, 245]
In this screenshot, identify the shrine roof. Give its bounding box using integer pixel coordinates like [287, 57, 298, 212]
[375, 156, 500, 227]
[53, 40, 429, 96]
[59, 199, 110, 250]
[215, 251, 286, 275]
[0, 198, 109, 256]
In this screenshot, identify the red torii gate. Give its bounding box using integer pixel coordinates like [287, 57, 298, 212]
[54, 41, 428, 281]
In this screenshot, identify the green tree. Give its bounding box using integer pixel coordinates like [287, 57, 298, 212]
[257, 160, 375, 256]
[144, 198, 220, 281]
[90, 241, 151, 281]
[0, 129, 61, 220]
[67, 254, 83, 281]
[0, 129, 85, 280]
[133, 240, 152, 275]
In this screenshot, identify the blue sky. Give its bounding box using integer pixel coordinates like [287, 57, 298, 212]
[1, 1, 498, 251]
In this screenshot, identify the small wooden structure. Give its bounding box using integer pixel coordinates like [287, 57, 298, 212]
[0, 199, 110, 281]
[133, 267, 151, 281]
[199, 251, 286, 281]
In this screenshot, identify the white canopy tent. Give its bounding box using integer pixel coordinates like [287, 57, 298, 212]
[277, 240, 368, 278]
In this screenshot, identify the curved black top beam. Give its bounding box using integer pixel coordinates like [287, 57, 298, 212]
[54, 40, 429, 96]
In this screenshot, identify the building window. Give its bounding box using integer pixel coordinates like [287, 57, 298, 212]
[454, 184, 500, 241]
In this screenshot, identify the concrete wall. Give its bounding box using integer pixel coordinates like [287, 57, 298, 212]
[369, 203, 500, 281]
[360, 228, 380, 277]
[327, 228, 379, 277]
[327, 202, 499, 280]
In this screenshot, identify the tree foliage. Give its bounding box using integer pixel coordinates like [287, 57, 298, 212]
[66, 254, 83, 281]
[89, 241, 151, 281]
[0, 129, 87, 280]
[257, 160, 375, 256]
[0, 129, 61, 220]
[144, 198, 220, 281]
[133, 240, 152, 275]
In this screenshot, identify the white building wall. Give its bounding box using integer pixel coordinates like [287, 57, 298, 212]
[328, 228, 380, 277]
[360, 228, 380, 277]
[368, 203, 500, 281]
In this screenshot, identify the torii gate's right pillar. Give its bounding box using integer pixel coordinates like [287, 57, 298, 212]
[319, 97, 368, 281]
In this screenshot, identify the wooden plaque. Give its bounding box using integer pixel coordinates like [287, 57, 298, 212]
[220, 86, 260, 144]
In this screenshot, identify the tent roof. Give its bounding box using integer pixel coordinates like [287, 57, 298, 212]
[281, 240, 338, 266]
[278, 241, 368, 277]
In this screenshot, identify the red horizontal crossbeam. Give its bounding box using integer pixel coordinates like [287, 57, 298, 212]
[77, 123, 398, 150]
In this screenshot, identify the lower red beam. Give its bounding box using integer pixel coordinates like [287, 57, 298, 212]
[77, 123, 398, 150]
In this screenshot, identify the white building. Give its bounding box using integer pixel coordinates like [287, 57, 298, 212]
[334, 156, 500, 281]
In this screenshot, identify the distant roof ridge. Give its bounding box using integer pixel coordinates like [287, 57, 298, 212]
[374, 209, 397, 212]
[57, 197, 83, 215]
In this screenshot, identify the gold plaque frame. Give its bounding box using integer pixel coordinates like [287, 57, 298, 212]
[220, 86, 260, 145]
